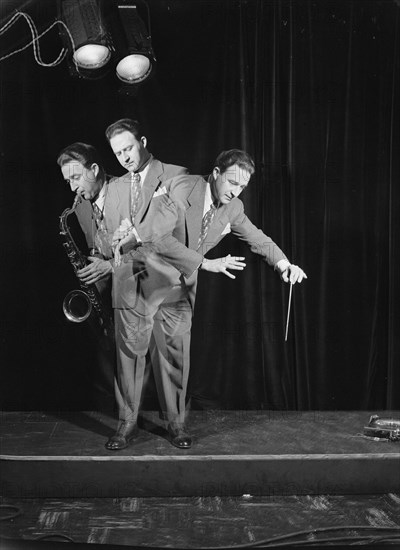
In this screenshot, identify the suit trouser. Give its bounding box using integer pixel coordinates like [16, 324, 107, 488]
[114, 281, 192, 425]
[86, 279, 116, 410]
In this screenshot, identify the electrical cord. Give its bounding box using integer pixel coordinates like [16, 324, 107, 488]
[0, 504, 75, 543]
[0, 11, 75, 65]
[253, 534, 400, 547]
[1, 502, 399, 548]
[195, 526, 400, 549]
[33, 533, 76, 542]
[0, 504, 23, 521]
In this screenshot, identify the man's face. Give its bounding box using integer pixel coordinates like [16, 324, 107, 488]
[61, 161, 101, 201]
[109, 130, 148, 172]
[212, 163, 252, 204]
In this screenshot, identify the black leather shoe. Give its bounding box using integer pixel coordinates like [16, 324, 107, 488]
[168, 425, 192, 449]
[105, 420, 137, 451]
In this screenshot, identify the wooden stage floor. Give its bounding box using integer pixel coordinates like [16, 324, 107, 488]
[1, 493, 400, 548]
[1, 410, 400, 547]
[1, 410, 399, 498]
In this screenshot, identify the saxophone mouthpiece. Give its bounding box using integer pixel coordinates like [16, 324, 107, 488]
[73, 194, 83, 208]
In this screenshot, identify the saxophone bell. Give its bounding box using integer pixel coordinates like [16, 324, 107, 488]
[63, 289, 93, 323]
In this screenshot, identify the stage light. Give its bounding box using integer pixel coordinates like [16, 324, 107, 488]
[58, 0, 111, 71]
[117, 53, 151, 83]
[115, 1, 155, 84]
[74, 43, 109, 70]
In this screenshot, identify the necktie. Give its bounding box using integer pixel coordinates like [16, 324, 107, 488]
[92, 202, 109, 256]
[130, 172, 142, 222]
[197, 203, 217, 251]
[92, 202, 103, 225]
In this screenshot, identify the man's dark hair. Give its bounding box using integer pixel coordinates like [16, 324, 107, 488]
[214, 149, 255, 176]
[57, 142, 105, 181]
[105, 118, 143, 142]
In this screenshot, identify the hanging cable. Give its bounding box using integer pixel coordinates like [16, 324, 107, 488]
[0, 10, 75, 66]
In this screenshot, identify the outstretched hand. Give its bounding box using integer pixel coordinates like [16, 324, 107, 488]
[200, 254, 246, 279]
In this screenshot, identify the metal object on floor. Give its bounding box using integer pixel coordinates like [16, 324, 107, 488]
[364, 415, 400, 441]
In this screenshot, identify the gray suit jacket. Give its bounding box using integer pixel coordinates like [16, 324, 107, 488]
[74, 180, 112, 258]
[137, 174, 288, 306]
[103, 157, 188, 308]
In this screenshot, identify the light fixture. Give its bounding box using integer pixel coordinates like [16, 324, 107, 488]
[58, 0, 111, 72]
[114, 1, 155, 84]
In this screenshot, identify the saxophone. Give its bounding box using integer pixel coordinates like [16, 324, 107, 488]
[59, 194, 114, 345]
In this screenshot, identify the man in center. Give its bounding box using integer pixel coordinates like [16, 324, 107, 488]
[100, 118, 195, 451]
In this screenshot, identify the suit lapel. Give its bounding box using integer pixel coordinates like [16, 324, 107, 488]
[75, 199, 94, 248]
[184, 179, 232, 251]
[137, 158, 163, 222]
[185, 179, 207, 250]
[203, 203, 231, 246]
[76, 198, 93, 232]
[115, 173, 131, 218]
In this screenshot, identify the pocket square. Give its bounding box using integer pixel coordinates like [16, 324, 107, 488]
[221, 223, 231, 235]
[153, 186, 167, 198]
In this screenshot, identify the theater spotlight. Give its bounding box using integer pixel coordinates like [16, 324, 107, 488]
[115, 0, 155, 84]
[58, 0, 111, 74]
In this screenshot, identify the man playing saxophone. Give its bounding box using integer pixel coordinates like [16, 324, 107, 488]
[58, 143, 114, 285]
[57, 142, 116, 409]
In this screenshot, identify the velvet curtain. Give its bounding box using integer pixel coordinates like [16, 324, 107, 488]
[0, 0, 398, 411]
[189, 0, 400, 411]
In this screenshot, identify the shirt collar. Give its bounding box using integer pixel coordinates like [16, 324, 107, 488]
[138, 160, 151, 186]
[129, 155, 152, 186]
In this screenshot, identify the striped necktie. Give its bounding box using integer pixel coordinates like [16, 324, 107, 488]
[92, 202, 103, 225]
[197, 203, 217, 251]
[130, 172, 142, 222]
[92, 202, 109, 256]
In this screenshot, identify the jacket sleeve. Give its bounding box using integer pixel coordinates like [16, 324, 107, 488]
[136, 193, 203, 278]
[161, 164, 189, 181]
[230, 200, 288, 267]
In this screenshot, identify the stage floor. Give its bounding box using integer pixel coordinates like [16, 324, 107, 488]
[1, 493, 400, 548]
[1, 410, 399, 498]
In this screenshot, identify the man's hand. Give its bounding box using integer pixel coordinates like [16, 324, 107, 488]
[114, 232, 141, 267]
[279, 263, 307, 284]
[112, 218, 133, 247]
[112, 228, 129, 247]
[200, 254, 246, 279]
[112, 222, 142, 267]
[77, 257, 113, 285]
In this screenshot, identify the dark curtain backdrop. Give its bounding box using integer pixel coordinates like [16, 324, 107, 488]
[0, 0, 399, 412]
